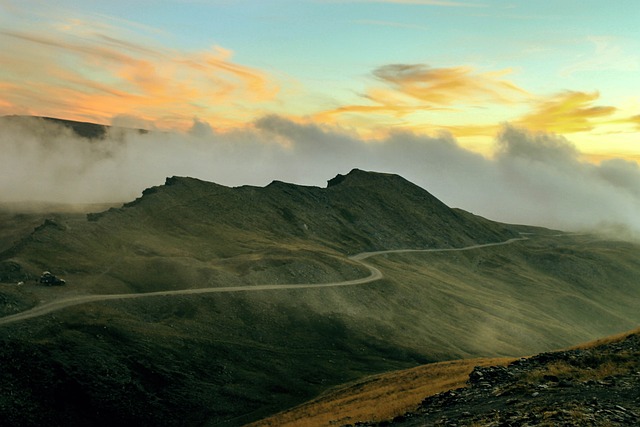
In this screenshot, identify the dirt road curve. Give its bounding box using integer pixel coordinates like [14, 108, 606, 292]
[0, 237, 527, 326]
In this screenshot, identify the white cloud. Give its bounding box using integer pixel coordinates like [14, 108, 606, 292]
[560, 36, 640, 76]
[1, 116, 639, 240]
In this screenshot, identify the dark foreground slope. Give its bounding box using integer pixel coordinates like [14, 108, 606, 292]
[0, 171, 639, 427]
[360, 329, 640, 427]
[250, 329, 640, 426]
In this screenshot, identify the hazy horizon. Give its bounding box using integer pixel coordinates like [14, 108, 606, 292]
[2, 115, 639, 241]
[1, 0, 639, 240]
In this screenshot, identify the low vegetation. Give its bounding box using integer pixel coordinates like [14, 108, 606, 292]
[253, 329, 640, 427]
[517, 329, 640, 387]
[247, 357, 515, 427]
[0, 170, 639, 426]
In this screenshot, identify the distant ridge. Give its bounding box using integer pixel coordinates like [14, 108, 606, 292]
[1, 169, 518, 291]
[88, 168, 517, 252]
[0, 115, 147, 139]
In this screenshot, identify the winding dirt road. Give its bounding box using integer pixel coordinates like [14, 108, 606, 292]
[0, 237, 527, 326]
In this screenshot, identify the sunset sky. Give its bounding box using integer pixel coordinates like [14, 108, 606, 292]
[1, 0, 639, 161]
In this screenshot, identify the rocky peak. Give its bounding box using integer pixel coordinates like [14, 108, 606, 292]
[327, 169, 402, 188]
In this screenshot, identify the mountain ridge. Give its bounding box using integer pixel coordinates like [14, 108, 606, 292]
[0, 115, 147, 139]
[1, 168, 517, 306]
[1, 169, 639, 427]
[83, 168, 519, 253]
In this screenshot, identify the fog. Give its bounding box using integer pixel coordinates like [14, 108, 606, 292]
[2, 116, 639, 239]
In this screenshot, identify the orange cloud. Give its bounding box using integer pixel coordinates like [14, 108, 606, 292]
[625, 114, 640, 130]
[313, 63, 527, 135]
[516, 91, 616, 133]
[313, 103, 445, 123]
[371, 64, 528, 105]
[0, 25, 279, 130]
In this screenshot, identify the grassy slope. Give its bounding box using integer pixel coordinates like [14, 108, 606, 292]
[247, 356, 516, 427]
[1, 235, 638, 426]
[0, 171, 639, 426]
[0, 289, 436, 426]
[358, 234, 640, 357]
[256, 326, 640, 427]
[1, 170, 517, 295]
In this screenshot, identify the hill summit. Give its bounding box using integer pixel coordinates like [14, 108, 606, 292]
[2, 169, 517, 293]
[91, 168, 516, 252]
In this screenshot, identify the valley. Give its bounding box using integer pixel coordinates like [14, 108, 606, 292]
[0, 170, 639, 426]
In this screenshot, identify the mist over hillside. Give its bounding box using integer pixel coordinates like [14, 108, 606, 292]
[0, 169, 518, 291]
[1, 115, 640, 240]
[1, 168, 639, 426]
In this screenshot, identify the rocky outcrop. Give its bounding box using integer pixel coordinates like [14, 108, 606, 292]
[356, 332, 640, 426]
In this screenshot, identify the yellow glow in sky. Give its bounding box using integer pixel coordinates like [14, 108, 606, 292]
[0, 0, 638, 161]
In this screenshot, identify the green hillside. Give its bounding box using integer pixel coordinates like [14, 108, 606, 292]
[1, 169, 517, 295]
[0, 170, 639, 426]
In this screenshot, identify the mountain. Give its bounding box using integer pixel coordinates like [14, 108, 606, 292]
[1, 169, 518, 294]
[0, 115, 147, 139]
[0, 170, 639, 426]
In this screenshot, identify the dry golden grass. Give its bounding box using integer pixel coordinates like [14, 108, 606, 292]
[571, 326, 640, 350]
[520, 359, 629, 386]
[245, 356, 514, 427]
[249, 328, 640, 427]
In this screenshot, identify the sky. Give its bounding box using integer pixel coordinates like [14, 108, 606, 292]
[1, 0, 640, 238]
[1, 0, 638, 161]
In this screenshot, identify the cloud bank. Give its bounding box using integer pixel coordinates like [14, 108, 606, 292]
[1, 116, 639, 240]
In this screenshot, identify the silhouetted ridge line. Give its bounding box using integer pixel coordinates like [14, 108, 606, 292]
[0, 115, 148, 139]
